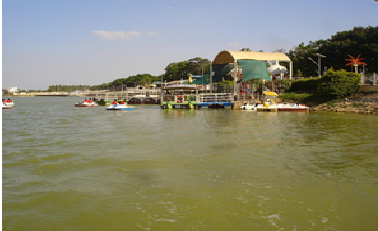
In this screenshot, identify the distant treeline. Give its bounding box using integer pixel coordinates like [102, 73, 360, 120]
[48, 85, 90, 92]
[89, 57, 211, 90]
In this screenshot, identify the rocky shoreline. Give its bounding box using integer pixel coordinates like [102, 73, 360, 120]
[311, 93, 378, 115]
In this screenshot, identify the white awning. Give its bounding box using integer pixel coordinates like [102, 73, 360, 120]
[213, 50, 291, 64]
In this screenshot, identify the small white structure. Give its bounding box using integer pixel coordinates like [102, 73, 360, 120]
[8, 87, 19, 93]
[268, 60, 287, 79]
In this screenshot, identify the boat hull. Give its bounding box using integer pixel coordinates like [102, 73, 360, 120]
[75, 104, 92, 107]
[4, 102, 15, 107]
[75, 102, 98, 107]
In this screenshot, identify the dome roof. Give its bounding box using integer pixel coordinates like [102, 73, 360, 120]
[268, 60, 287, 75]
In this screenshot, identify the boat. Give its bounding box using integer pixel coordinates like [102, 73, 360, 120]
[74, 101, 98, 107]
[97, 99, 126, 106]
[3, 99, 15, 108]
[254, 91, 278, 112]
[240, 102, 257, 110]
[2, 103, 12, 109]
[106, 103, 135, 111]
[256, 101, 278, 112]
[161, 84, 199, 109]
[278, 103, 309, 112]
[90, 101, 99, 107]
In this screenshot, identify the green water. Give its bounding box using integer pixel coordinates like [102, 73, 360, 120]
[2, 97, 378, 231]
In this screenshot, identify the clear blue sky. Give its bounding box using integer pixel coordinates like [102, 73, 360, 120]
[2, 0, 378, 90]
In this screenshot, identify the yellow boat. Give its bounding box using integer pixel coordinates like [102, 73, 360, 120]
[256, 91, 278, 112]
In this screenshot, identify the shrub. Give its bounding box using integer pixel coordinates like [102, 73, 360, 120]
[289, 78, 319, 92]
[278, 92, 312, 102]
[318, 69, 360, 99]
[281, 80, 292, 92]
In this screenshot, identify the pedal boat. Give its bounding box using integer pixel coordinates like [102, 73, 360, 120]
[278, 103, 309, 112]
[75, 101, 94, 107]
[240, 102, 257, 111]
[256, 102, 278, 112]
[106, 103, 135, 111]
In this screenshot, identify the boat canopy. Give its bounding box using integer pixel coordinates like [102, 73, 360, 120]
[263, 91, 278, 96]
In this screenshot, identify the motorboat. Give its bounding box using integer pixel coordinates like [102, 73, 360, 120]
[106, 103, 135, 111]
[240, 102, 257, 111]
[278, 103, 309, 112]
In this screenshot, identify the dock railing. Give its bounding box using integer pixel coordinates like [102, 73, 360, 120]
[95, 89, 161, 101]
[198, 93, 234, 103]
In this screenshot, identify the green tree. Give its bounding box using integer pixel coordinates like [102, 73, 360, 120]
[318, 69, 360, 99]
[163, 57, 211, 82]
[285, 26, 378, 77]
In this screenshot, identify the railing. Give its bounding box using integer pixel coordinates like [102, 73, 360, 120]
[163, 94, 197, 102]
[96, 90, 161, 101]
[199, 93, 234, 103]
[361, 73, 377, 85]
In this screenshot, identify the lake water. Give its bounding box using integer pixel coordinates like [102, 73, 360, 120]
[2, 97, 378, 231]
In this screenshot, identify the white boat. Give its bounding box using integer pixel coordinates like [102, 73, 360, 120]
[106, 103, 135, 111]
[240, 102, 257, 111]
[75, 101, 94, 107]
[278, 103, 309, 112]
[3, 100, 15, 108]
[2, 103, 12, 109]
[256, 102, 278, 112]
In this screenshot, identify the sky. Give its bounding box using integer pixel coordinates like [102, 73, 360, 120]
[1, 0, 378, 90]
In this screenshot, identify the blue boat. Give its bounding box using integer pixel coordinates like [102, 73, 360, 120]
[106, 103, 135, 111]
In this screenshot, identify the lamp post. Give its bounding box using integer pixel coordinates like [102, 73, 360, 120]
[308, 53, 326, 77]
